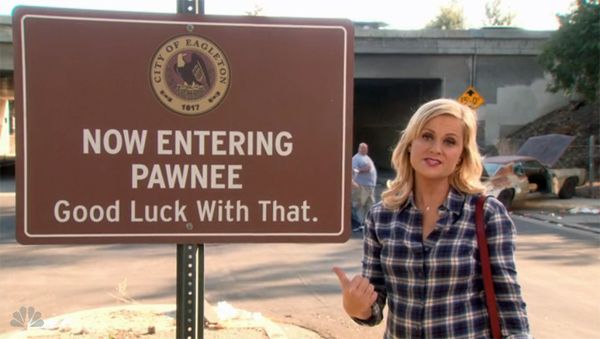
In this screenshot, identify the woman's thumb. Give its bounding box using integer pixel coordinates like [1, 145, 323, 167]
[332, 267, 350, 289]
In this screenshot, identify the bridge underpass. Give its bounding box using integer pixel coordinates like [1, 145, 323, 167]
[354, 78, 441, 171]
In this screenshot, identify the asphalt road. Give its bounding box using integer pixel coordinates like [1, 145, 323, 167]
[1, 180, 599, 337]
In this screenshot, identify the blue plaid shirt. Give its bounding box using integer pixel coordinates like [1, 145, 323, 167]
[355, 189, 531, 339]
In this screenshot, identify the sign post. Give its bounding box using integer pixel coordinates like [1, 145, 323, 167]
[175, 2, 206, 338]
[176, 243, 205, 338]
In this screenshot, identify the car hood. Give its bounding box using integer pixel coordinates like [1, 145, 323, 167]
[516, 134, 575, 167]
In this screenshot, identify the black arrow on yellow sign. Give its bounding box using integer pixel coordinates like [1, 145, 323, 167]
[458, 86, 485, 109]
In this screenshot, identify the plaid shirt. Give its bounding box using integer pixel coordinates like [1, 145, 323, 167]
[355, 189, 531, 339]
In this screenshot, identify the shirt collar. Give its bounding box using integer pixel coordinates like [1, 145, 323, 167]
[401, 186, 466, 216]
[443, 187, 467, 216]
[400, 193, 416, 213]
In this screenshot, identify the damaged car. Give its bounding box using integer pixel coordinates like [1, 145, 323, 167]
[481, 134, 587, 209]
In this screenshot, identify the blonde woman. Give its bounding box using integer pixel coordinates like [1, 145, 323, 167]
[333, 99, 531, 338]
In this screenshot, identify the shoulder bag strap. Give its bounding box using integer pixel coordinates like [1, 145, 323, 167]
[476, 195, 502, 339]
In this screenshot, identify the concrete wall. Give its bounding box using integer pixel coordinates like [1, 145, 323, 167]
[478, 76, 570, 144]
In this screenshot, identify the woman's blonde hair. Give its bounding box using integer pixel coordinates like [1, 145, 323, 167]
[381, 98, 485, 209]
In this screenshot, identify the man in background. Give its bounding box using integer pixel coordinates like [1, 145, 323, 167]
[351, 142, 377, 231]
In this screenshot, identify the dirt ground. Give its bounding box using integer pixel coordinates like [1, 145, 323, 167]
[0, 304, 322, 339]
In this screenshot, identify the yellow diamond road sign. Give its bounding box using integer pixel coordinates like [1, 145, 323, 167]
[458, 86, 485, 109]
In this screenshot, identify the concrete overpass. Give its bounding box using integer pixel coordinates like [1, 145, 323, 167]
[353, 28, 569, 168]
[0, 16, 569, 168]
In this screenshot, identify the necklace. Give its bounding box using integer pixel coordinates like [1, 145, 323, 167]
[417, 199, 432, 212]
[416, 188, 449, 213]
[417, 197, 437, 212]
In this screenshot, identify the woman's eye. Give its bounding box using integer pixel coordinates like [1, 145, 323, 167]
[444, 138, 456, 145]
[422, 133, 433, 140]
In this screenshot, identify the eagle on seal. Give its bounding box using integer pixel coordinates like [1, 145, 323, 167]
[174, 52, 211, 89]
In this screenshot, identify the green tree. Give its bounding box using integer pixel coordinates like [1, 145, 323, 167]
[539, 0, 600, 103]
[484, 0, 516, 26]
[426, 1, 465, 30]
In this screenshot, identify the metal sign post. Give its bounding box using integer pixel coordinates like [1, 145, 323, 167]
[175, 2, 205, 339]
[176, 244, 205, 339]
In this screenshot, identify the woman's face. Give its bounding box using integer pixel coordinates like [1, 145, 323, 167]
[409, 114, 465, 182]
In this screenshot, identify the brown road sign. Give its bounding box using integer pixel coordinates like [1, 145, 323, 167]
[458, 86, 485, 109]
[13, 7, 354, 244]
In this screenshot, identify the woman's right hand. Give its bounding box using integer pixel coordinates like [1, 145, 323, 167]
[332, 267, 378, 320]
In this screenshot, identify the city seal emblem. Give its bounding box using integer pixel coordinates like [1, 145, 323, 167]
[150, 35, 231, 115]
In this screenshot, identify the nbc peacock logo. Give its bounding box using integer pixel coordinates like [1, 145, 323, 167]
[10, 306, 44, 329]
[150, 35, 231, 115]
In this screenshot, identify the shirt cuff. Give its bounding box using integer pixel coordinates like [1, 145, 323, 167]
[351, 302, 382, 327]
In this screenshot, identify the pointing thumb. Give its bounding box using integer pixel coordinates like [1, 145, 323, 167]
[332, 267, 350, 289]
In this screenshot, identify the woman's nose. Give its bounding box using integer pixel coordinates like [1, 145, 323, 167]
[429, 141, 442, 154]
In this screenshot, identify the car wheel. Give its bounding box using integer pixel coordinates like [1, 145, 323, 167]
[497, 189, 514, 210]
[558, 177, 578, 199]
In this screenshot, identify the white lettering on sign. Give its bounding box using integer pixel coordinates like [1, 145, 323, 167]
[196, 200, 249, 222]
[82, 129, 294, 157]
[130, 200, 188, 222]
[54, 200, 120, 223]
[82, 129, 147, 154]
[154, 129, 293, 156]
[212, 131, 227, 155]
[131, 163, 243, 189]
[258, 200, 317, 222]
[75, 128, 313, 224]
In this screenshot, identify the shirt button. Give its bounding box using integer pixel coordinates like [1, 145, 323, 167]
[424, 247, 430, 252]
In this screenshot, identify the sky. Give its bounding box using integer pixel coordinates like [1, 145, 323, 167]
[0, 0, 576, 30]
